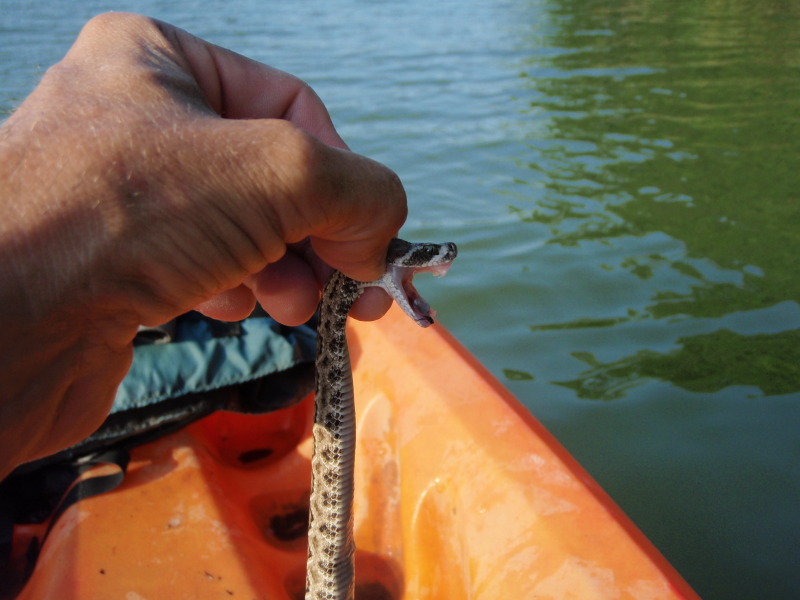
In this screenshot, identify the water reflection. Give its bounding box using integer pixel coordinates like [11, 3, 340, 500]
[556, 328, 800, 400]
[511, 0, 800, 398]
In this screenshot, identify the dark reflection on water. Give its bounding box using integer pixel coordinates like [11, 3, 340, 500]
[556, 329, 800, 400]
[511, 0, 800, 399]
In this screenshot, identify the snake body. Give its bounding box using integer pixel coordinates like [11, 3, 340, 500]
[306, 239, 457, 600]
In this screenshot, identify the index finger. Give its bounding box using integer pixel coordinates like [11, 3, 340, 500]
[156, 20, 347, 148]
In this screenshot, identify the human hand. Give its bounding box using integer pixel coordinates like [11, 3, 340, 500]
[0, 13, 407, 474]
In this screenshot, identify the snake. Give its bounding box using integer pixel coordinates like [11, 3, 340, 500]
[305, 238, 458, 600]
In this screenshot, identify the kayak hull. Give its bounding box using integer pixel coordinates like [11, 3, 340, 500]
[14, 305, 699, 599]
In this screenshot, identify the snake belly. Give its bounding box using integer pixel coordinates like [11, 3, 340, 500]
[306, 271, 361, 600]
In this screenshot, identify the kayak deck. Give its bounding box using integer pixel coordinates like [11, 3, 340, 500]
[14, 305, 699, 599]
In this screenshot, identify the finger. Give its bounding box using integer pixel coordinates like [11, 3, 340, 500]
[301, 147, 408, 282]
[194, 285, 257, 321]
[154, 19, 348, 148]
[152, 19, 409, 281]
[246, 250, 321, 326]
[195, 120, 407, 284]
[349, 286, 394, 321]
[70, 14, 347, 146]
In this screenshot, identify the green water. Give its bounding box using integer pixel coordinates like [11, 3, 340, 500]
[496, 4, 800, 598]
[3, 1, 800, 598]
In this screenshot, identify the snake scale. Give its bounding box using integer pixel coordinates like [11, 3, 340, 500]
[306, 238, 457, 600]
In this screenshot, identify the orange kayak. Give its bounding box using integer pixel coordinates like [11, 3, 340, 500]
[11, 305, 699, 599]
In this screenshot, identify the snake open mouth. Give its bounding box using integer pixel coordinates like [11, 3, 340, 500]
[378, 242, 457, 328]
[397, 263, 453, 325]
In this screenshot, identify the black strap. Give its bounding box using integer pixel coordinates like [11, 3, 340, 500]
[0, 449, 129, 598]
[46, 449, 130, 535]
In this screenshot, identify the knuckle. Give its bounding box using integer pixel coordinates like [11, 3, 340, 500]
[264, 120, 324, 191]
[377, 167, 408, 229]
[80, 12, 147, 37]
[236, 119, 323, 240]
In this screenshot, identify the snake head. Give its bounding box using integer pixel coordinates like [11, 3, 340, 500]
[371, 239, 458, 327]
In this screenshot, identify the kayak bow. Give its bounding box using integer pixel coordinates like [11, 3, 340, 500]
[11, 304, 699, 599]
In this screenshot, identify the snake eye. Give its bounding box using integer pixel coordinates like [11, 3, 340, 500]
[386, 239, 458, 267]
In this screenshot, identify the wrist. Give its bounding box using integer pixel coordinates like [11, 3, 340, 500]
[0, 125, 138, 477]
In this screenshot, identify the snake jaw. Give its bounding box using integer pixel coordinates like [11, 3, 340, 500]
[371, 241, 458, 328]
[374, 265, 434, 327]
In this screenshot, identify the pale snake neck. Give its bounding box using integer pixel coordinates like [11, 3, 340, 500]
[306, 239, 457, 600]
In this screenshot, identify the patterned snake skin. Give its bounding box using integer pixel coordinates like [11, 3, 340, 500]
[306, 239, 457, 600]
